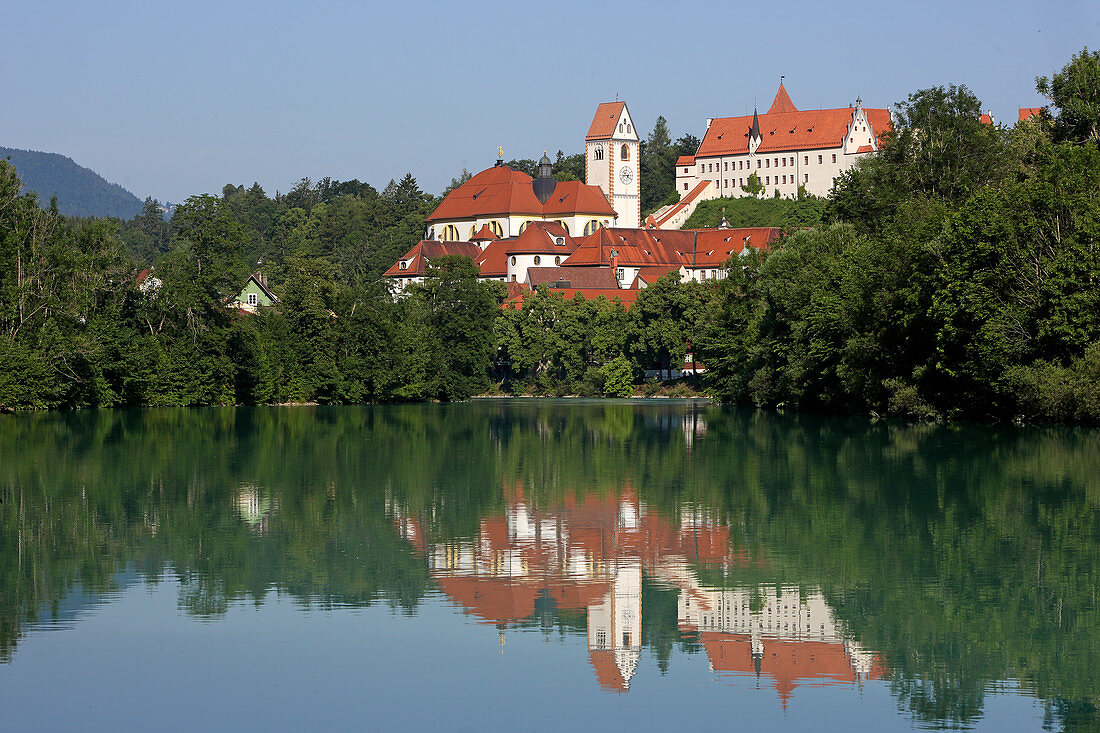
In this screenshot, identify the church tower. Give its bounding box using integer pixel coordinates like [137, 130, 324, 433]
[585, 102, 640, 229]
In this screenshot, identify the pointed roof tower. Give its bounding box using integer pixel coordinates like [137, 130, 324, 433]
[767, 83, 798, 114]
[748, 107, 762, 154]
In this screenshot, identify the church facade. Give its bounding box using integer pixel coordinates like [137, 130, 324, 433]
[675, 84, 890, 202]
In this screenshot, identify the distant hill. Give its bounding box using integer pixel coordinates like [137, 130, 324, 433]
[0, 146, 143, 219]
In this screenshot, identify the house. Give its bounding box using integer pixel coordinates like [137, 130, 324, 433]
[230, 273, 278, 313]
[383, 240, 482, 293]
[663, 84, 890, 225]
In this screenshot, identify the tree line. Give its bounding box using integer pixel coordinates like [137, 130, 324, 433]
[3, 49, 1099, 422]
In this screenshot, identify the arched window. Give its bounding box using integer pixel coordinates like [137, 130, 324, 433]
[583, 219, 601, 235]
[488, 220, 503, 237]
[594, 146, 604, 161]
[442, 224, 459, 241]
[621, 144, 630, 160]
[510, 256, 517, 266]
[469, 225, 478, 239]
[519, 220, 533, 233]
[554, 256, 561, 265]
[555, 220, 570, 235]
[399, 261, 408, 270]
[534, 255, 541, 265]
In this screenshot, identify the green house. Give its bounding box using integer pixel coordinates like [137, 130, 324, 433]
[232, 273, 278, 313]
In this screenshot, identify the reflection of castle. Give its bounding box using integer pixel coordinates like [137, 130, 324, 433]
[389, 489, 884, 699]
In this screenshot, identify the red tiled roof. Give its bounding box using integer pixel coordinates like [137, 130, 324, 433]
[635, 265, 680, 283]
[474, 238, 510, 278]
[856, 144, 874, 153]
[683, 227, 780, 266]
[697, 95, 890, 157]
[542, 180, 616, 217]
[504, 221, 577, 254]
[653, 180, 711, 227]
[979, 113, 993, 125]
[527, 266, 618, 290]
[383, 240, 481, 277]
[504, 287, 639, 310]
[1019, 107, 1043, 121]
[676, 155, 696, 166]
[428, 164, 614, 223]
[564, 227, 779, 269]
[586, 101, 626, 140]
[767, 83, 798, 114]
[471, 224, 499, 241]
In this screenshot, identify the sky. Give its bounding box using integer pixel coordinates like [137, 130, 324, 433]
[2, 0, 1096, 205]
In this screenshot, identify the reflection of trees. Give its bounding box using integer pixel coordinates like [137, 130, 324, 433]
[0, 403, 1097, 730]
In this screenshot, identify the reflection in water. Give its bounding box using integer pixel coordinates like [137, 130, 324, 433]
[392, 488, 884, 700]
[0, 401, 1097, 731]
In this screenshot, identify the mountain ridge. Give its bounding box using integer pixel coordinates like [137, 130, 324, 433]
[1, 146, 143, 219]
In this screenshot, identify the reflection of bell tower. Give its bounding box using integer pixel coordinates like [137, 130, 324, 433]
[585, 101, 641, 228]
[587, 560, 642, 691]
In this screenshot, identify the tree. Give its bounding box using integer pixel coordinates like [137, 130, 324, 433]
[741, 172, 764, 197]
[1036, 47, 1100, 146]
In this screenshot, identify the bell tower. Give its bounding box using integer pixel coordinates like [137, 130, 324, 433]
[585, 101, 640, 229]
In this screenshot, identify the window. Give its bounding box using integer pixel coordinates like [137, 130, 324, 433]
[594, 146, 604, 161]
[711, 270, 717, 279]
[804, 174, 809, 183]
[533, 255, 541, 265]
[519, 220, 532, 233]
[616, 268, 624, 281]
[247, 293, 258, 306]
[683, 167, 688, 173]
[554, 256, 561, 265]
[619, 123, 623, 133]
[556, 220, 570, 235]
[782, 157, 786, 167]
[782, 175, 786, 184]
[584, 219, 601, 235]
[832, 154, 837, 163]
[626, 123, 631, 133]
[724, 162, 728, 171]
[683, 182, 688, 190]
[621, 144, 630, 160]
[399, 261, 407, 271]
[766, 159, 770, 168]
[765, 176, 770, 185]
[441, 224, 459, 241]
[757, 160, 761, 168]
[804, 155, 808, 165]
[488, 220, 503, 237]
[510, 256, 517, 265]
[511, 274, 516, 282]
[818, 155, 823, 164]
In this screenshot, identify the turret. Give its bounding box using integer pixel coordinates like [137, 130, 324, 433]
[533, 152, 556, 204]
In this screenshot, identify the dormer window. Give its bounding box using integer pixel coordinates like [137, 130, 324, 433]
[247, 293, 258, 306]
[399, 261, 408, 270]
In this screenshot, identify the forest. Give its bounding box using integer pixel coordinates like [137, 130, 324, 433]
[1, 48, 1099, 423]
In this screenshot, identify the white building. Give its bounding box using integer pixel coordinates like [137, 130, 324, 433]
[585, 101, 641, 229]
[674, 84, 890, 204]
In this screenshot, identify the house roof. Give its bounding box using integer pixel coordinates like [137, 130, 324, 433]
[470, 223, 499, 241]
[428, 164, 615, 223]
[504, 287, 639, 310]
[527, 266, 618, 290]
[696, 87, 890, 158]
[652, 180, 711, 228]
[979, 113, 994, 125]
[383, 240, 481, 277]
[768, 83, 798, 114]
[505, 221, 577, 254]
[474, 238, 511, 277]
[243, 273, 278, 302]
[586, 101, 626, 140]
[1019, 107, 1044, 121]
[676, 155, 696, 166]
[563, 227, 779, 269]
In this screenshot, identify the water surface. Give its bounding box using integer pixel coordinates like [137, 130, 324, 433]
[0, 401, 1096, 731]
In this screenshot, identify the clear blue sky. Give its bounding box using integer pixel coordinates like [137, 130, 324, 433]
[2, 0, 1095, 204]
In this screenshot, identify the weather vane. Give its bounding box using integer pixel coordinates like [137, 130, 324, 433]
[497, 145, 503, 159]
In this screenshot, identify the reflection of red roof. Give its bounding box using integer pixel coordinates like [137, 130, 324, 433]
[383, 240, 481, 277]
[587, 102, 626, 140]
[701, 633, 886, 708]
[589, 650, 628, 692]
[434, 576, 538, 624]
[697, 87, 890, 157]
[429, 165, 614, 223]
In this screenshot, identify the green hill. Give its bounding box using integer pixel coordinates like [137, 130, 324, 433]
[0, 146, 142, 219]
